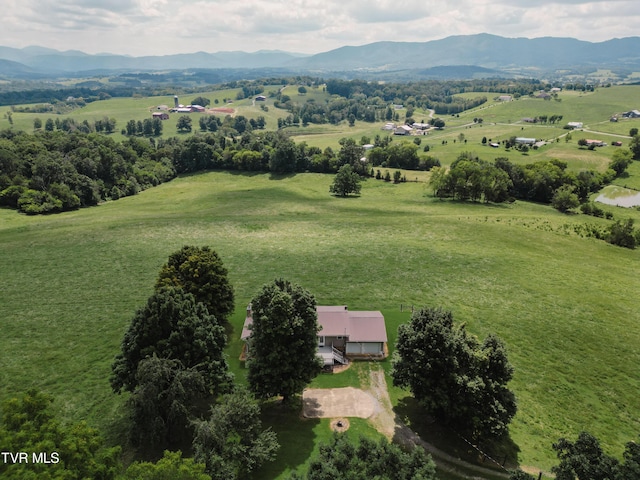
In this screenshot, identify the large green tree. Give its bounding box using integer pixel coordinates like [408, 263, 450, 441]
[549, 431, 640, 480]
[551, 185, 580, 213]
[177, 115, 192, 132]
[552, 431, 619, 480]
[129, 356, 209, 446]
[288, 434, 436, 480]
[123, 450, 211, 480]
[391, 307, 516, 440]
[629, 135, 640, 160]
[191, 96, 211, 107]
[337, 137, 365, 174]
[329, 164, 362, 197]
[193, 388, 280, 479]
[110, 286, 231, 395]
[0, 390, 121, 480]
[156, 246, 235, 323]
[610, 148, 633, 176]
[247, 279, 322, 403]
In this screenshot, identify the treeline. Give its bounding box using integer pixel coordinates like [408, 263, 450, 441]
[325, 78, 545, 101]
[430, 152, 621, 204]
[0, 87, 125, 107]
[0, 130, 175, 214]
[429, 151, 640, 248]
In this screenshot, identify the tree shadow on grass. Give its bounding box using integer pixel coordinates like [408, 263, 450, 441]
[393, 396, 522, 472]
[250, 397, 320, 479]
[268, 172, 298, 181]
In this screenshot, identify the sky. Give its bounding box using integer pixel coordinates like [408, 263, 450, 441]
[2, 0, 640, 56]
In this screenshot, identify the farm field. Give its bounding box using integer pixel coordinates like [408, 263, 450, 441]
[1, 168, 640, 475]
[4, 84, 640, 170]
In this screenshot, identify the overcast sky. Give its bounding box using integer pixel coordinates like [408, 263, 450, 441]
[2, 0, 639, 56]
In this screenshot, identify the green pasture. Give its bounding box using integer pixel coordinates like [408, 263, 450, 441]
[2, 168, 640, 474]
[612, 160, 640, 191]
[3, 83, 640, 168]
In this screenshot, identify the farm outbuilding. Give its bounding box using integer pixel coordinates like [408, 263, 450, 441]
[394, 125, 413, 135]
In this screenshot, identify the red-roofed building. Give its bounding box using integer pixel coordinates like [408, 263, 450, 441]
[241, 305, 388, 366]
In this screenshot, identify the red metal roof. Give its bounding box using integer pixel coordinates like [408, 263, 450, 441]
[241, 305, 387, 343]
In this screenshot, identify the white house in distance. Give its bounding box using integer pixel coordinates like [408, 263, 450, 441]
[241, 305, 388, 367]
[515, 137, 536, 146]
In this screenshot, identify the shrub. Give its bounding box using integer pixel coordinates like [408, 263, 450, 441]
[608, 218, 637, 249]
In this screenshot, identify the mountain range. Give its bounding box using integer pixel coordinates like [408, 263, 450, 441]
[1, 34, 640, 80]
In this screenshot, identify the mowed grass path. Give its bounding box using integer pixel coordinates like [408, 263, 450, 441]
[1, 171, 640, 471]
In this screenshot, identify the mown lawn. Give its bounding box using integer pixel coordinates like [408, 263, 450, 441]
[1, 167, 640, 474]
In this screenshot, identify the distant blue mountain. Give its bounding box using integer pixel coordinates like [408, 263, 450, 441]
[1, 34, 640, 79]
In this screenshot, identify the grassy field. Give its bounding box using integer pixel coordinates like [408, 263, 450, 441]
[6, 82, 639, 174]
[2, 83, 640, 476]
[2, 167, 640, 474]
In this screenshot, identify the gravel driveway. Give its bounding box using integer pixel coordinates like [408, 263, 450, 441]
[302, 386, 378, 418]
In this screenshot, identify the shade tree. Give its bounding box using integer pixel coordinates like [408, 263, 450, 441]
[0, 390, 121, 480]
[329, 164, 362, 197]
[122, 450, 211, 480]
[288, 433, 436, 480]
[155, 245, 235, 323]
[193, 388, 280, 480]
[391, 307, 516, 441]
[247, 279, 322, 403]
[110, 286, 231, 395]
[129, 356, 210, 446]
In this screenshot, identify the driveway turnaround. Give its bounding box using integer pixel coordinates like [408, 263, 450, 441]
[302, 387, 378, 418]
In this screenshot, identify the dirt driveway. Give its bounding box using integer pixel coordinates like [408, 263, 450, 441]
[302, 386, 377, 418]
[302, 365, 512, 479]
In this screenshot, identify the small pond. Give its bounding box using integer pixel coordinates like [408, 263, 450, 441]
[595, 185, 640, 208]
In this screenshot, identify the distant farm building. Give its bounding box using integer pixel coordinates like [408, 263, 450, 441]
[171, 105, 205, 113]
[498, 95, 513, 102]
[394, 125, 413, 135]
[152, 112, 169, 120]
[412, 122, 430, 130]
[536, 91, 551, 99]
[622, 110, 640, 118]
[567, 122, 583, 129]
[381, 122, 396, 131]
[515, 137, 536, 145]
[586, 139, 606, 147]
[255, 95, 266, 101]
[490, 142, 500, 148]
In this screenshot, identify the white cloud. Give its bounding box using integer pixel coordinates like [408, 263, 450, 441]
[0, 0, 638, 55]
